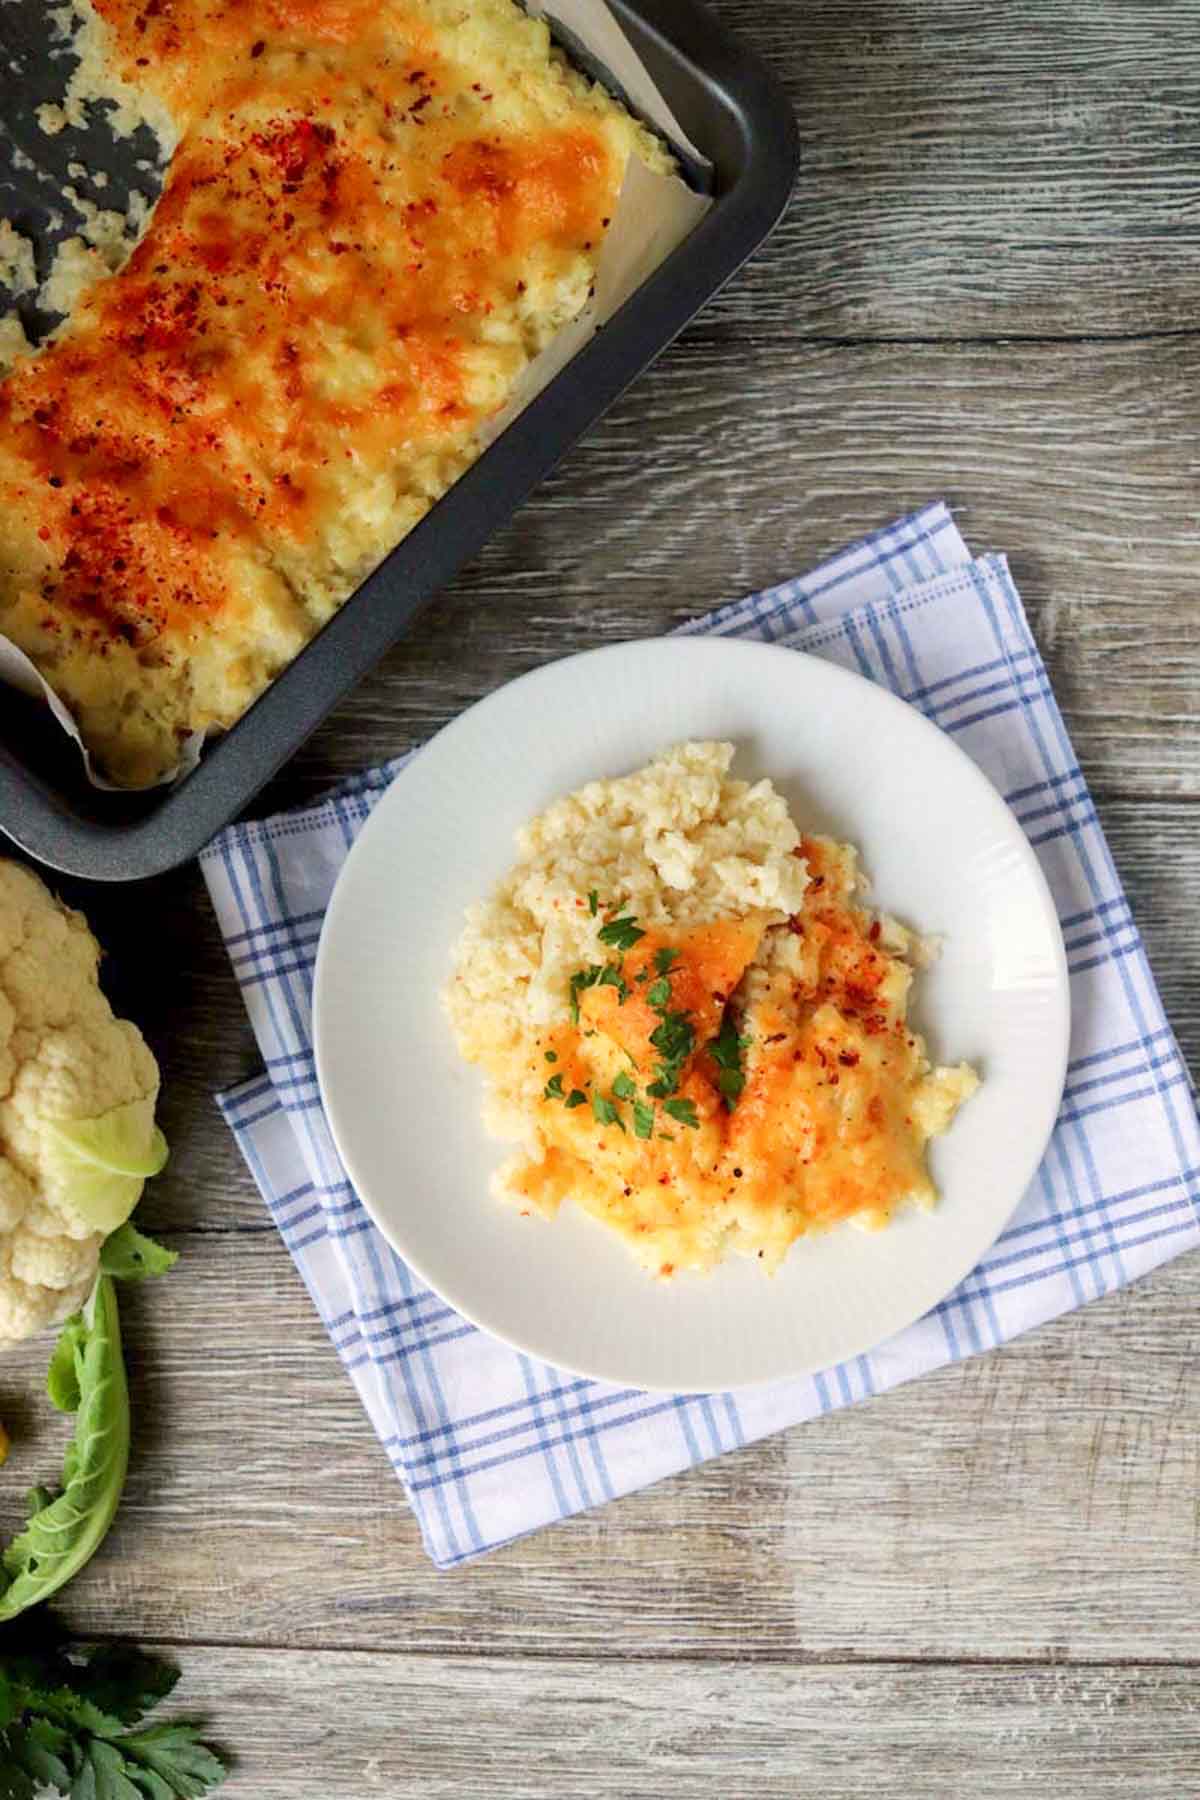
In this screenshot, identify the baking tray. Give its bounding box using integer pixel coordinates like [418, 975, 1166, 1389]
[0, 0, 799, 881]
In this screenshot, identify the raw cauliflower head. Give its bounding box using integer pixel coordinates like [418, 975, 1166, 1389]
[0, 861, 160, 1346]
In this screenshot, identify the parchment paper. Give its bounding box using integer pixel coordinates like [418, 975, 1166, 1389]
[0, 0, 711, 788]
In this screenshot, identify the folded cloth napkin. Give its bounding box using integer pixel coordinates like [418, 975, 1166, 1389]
[201, 501, 1200, 1569]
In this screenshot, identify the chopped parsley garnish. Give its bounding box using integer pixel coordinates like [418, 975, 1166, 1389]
[612, 1071, 637, 1101]
[565, 1088, 588, 1109]
[646, 1009, 695, 1097]
[543, 1073, 564, 1100]
[588, 890, 599, 915]
[717, 1068, 744, 1103]
[592, 1093, 625, 1131]
[646, 976, 672, 1011]
[709, 1013, 747, 1109]
[663, 1097, 700, 1129]
[568, 961, 628, 1023]
[598, 913, 645, 952]
[654, 946, 680, 975]
[632, 1099, 655, 1140]
[544, 1050, 558, 1063]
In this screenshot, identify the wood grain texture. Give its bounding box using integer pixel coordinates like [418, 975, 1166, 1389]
[3, 1235, 1197, 1660]
[157, 1648, 1200, 1799]
[704, 0, 1200, 341]
[3, 1, 1200, 1792]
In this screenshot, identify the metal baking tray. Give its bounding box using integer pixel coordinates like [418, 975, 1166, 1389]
[0, 0, 798, 880]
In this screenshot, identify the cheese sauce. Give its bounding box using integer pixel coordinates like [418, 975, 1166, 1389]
[503, 837, 979, 1277]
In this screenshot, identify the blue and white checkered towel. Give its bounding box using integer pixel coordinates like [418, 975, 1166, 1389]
[201, 501, 1200, 1569]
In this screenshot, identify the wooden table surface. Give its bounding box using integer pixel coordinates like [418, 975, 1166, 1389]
[5, 1, 1200, 1793]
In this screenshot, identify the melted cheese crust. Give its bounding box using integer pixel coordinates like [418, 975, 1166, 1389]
[0, 0, 668, 784]
[459, 829, 979, 1280]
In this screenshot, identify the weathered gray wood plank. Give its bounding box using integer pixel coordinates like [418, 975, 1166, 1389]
[144, 1648, 1200, 1799]
[3, 1230, 1196, 1660]
[702, 0, 1200, 340]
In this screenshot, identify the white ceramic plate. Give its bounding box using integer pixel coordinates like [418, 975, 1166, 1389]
[313, 638, 1069, 1392]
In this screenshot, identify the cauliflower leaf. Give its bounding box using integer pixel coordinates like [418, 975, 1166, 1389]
[0, 1276, 129, 1624]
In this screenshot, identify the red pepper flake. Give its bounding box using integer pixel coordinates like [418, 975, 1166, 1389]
[838, 1050, 860, 1067]
[250, 38, 266, 56]
[869, 920, 882, 943]
[410, 93, 432, 115]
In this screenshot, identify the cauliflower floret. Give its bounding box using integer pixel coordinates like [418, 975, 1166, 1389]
[0, 1236, 96, 1343]
[0, 862, 161, 1346]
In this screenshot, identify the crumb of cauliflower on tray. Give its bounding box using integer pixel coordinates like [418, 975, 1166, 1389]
[0, 860, 161, 1346]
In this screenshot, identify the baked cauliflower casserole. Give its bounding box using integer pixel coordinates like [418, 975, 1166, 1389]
[0, 0, 671, 785]
[446, 743, 980, 1279]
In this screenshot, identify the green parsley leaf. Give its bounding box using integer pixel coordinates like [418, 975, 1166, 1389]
[650, 1012, 693, 1061]
[611, 1072, 636, 1101]
[565, 1089, 588, 1109]
[708, 1013, 747, 1111]
[597, 964, 629, 1003]
[0, 1633, 225, 1800]
[79, 1736, 144, 1798]
[718, 1067, 745, 1104]
[112, 1720, 228, 1798]
[653, 947, 680, 975]
[588, 891, 599, 916]
[70, 1646, 180, 1729]
[632, 1100, 655, 1140]
[647, 1009, 695, 1095]
[568, 965, 602, 1024]
[597, 914, 644, 952]
[544, 1051, 558, 1063]
[592, 1094, 625, 1132]
[570, 962, 629, 1022]
[543, 1074, 565, 1101]
[663, 1097, 700, 1129]
[646, 977, 672, 1011]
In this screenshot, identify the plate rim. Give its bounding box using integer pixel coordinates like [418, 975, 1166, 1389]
[313, 636, 1071, 1392]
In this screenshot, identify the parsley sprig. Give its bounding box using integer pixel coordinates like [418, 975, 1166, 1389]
[0, 1619, 227, 1797]
[646, 1009, 695, 1100]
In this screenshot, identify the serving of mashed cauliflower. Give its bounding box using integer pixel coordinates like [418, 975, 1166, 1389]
[445, 741, 980, 1278]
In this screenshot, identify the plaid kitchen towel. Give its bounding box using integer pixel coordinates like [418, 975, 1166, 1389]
[201, 501, 1200, 1569]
